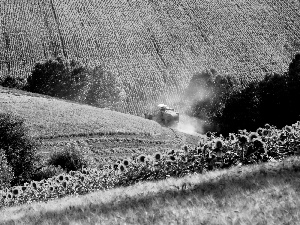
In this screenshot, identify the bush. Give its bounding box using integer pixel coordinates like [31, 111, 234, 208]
[26, 57, 124, 109]
[26, 57, 91, 102]
[31, 165, 64, 181]
[84, 66, 124, 109]
[0, 148, 14, 189]
[186, 69, 239, 132]
[0, 113, 37, 185]
[47, 142, 87, 172]
[189, 53, 300, 135]
[0, 76, 27, 89]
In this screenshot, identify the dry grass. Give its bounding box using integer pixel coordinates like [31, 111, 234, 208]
[2, 156, 300, 225]
[0, 87, 164, 139]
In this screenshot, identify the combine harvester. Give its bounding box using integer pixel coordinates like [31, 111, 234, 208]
[144, 104, 179, 127]
[144, 104, 202, 137]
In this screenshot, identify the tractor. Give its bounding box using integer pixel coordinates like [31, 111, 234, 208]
[144, 104, 179, 127]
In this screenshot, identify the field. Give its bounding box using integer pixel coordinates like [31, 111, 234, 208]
[0, 85, 199, 167]
[1, 86, 300, 224]
[1, 0, 300, 114]
[1, 156, 300, 225]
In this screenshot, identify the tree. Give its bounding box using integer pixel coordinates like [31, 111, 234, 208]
[84, 66, 124, 109]
[26, 57, 90, 102]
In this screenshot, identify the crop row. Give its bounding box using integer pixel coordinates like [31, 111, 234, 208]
[2, 120, 300, 208]
[1, 0, 299, 114]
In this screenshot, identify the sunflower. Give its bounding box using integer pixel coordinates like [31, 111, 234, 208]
[137, 154, 147, 163]
[12, 187, 21, 198]
[262, 129, 270, 137]
[285, 126, 293, 133]
[57, 174, 65, 182]
[206, 132, 212, 138]
[153, 152, 162, 161]
[118, 163, 126, 173]
[265, 123, 271, 129]
[214, 139, 223, 149]
[122, 158, 131, 166]
[256, 128, 263, 136]
[30, 181, 39, 190]
[70, 171, 76, 176]
[229, 133, 237, 142]
[113, 163, 119, 170]
[49, 185, 55, 192]
[21, 186, 27, 192]
[6, 192, 12, 200]
[249, 132, 259, 142]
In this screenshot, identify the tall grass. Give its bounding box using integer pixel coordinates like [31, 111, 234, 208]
[1, 156, 300, 224]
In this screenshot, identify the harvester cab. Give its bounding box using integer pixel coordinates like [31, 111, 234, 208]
[145, 104, 179, 127]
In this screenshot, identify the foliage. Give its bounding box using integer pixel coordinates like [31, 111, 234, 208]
[186, 69, 239, 132]
[26, 57, 91, 102]
[0, 149, 14, 190]
[84, 66, 124, 109]
[2, 120, 300, 208]
[31, 165, 65, 182]
[26, 57, 123, 109]
[189, 53, 300, 134]
[47, 142, 87, 172]
[0, 76, 27, 89]
[0, 113, 37, 186]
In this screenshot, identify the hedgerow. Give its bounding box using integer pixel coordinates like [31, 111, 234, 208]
[189, 53, 300, 134]
[26, 57, 124, 110]
[2, 120, 300, 208]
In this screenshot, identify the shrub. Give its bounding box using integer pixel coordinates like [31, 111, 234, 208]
[0, 148, 14, 189]
[189, 53, 300, 135]
[0, 76, 27, 89]
[186, 69, 239, 132]
[47, 143, 87, 172]
[26, 57, 91, 102]
[31, 165, 64, 181]
[0, 113, 37, 185]
[26, 57, 124, 110]
[84, 66, 124, 109]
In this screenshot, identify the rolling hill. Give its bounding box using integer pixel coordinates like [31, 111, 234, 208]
[1, 0, 300, 114]
[0, 86, 200, 167]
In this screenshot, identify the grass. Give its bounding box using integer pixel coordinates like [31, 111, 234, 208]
[0, 86, 165, 139]
[1, 156, 300, 225]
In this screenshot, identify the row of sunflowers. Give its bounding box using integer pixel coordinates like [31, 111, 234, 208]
[1, 121, 300, 208]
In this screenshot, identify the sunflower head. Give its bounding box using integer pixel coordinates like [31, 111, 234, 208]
[214, 139, 223, 149]
[122, 159, 130, 166]
[249, 132, 259, 142]
[285, 126, 292, 133]
[153, 152, 162, 161]
[118, 164, 126, 172]
[238, 135, 248, 146]
[262, 129, 270, 136]
[12, 187, 20, 197]
[137, 154, 146, 163]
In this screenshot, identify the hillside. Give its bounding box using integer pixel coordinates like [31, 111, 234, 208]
[1, 0, 300, 114]
[0, 86, 200, 166]
[1, 156, 300, 225]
